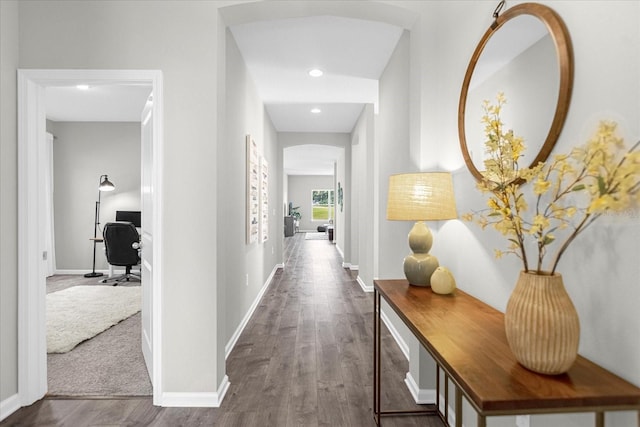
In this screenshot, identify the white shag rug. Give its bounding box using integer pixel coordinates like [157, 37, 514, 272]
[47, 285, 141, 354]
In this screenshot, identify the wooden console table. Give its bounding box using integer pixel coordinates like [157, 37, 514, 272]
[373, 279, 640, 427]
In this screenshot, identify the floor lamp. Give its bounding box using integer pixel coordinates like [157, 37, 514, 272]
[85, 174, 115, 278]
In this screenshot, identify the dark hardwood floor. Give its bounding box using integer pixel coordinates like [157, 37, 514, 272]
[1, 233, 443, 426]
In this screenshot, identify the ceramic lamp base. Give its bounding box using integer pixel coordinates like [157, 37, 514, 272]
[403, 253, 439, 286]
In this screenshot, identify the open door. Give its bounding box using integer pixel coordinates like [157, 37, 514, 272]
[140, 93, 154, 380]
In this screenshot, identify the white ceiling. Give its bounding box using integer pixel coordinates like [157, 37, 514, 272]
[232, 15, 402, 174]
[46, 84, 152, 122]
[44, 14, 403, 175]
[284, 144, 343, 176]
[230, 15, 403, 133]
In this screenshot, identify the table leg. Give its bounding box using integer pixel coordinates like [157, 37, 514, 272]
[436, 367, 440, 414]
[595, 412, 604, 427]
[477, 414, 486, 427]
[444, 372, 449, 425]
[372, 288, 441, 424]
[373, 289, 381, 425]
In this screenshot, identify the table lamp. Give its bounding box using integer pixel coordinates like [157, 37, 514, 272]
[386, 172, 457, 286]
[85, 174, 115, 278]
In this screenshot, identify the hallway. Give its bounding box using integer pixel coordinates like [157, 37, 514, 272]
[1, 233, 442, 426]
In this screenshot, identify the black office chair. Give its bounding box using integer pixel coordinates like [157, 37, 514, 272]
[100, 221, 141, 285]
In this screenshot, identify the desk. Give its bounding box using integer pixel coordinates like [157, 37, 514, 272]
[373, 279, 640, 427]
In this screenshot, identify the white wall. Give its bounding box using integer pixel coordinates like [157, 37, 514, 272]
[335, 148, 347, 258]
[16, 0, 223, 397]
[2, 2, 638, 424]
[220, 27, 282, 349]
[287, 175, 335, 232]
[369, 27, 437, 396]
[48, 121, 141, 271]
[0, 0, 19, 407]
[351, 104, 374, 285]
[374, 30, 414, 281]
[278, 132, 351, 233]
[400, 1, 640, 426]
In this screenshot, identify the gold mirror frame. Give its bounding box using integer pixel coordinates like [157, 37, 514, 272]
[458, 2, 574, 183]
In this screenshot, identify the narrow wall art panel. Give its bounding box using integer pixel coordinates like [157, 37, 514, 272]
[246, 135, 259, 244]
[260, 157, 269, 242]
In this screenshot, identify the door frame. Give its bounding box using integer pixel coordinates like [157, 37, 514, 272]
[17, 69, 164, 406]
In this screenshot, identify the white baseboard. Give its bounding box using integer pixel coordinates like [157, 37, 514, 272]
[0, 394, 20, 422]
[341, 262, 359, 271]
[356, 275, 372, 293]
[380, 309, 409, 360]
[225, 264, 281, 359]
[404, 372, 436, 404]
[55, 269, 108, 275]
[160, 375, 229, 408]
[54, 268, 139, 275]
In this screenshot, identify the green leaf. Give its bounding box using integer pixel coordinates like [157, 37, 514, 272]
[598, 176, 607, 196]
[543, 235, 555, 245]
[488, 212, 502, 217]
[571, 184, 586, 191]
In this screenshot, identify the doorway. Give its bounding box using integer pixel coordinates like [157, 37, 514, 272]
[17, 69, 164, 406]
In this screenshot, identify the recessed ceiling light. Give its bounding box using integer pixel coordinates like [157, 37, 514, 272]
[308, 69, 324, 77]
[76, 84, 90, 90]
[311, 108, 322, 114]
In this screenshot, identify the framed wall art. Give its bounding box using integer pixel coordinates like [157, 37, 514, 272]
[260, 157, 269, 242]
[246, 135, 259, 244]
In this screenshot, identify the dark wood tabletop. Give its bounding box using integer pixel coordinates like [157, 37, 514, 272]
[374, 279, 640, 415]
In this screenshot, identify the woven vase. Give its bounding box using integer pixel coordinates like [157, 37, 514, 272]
[504, 271, 580, 375]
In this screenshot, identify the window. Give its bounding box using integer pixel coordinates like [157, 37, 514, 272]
[311, 189, 334, 221]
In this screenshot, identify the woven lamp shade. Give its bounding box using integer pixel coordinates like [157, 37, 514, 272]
[387, 172, 457, 221]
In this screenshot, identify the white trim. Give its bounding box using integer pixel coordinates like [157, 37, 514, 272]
[404, 372, 436, 404]
[17, 70, 48, 406]
[161, 375, 230, 408]
[336, 245, 344, 258]
[17, 69, 164, 408]
[55, 269, 109, 275]
[0, 394, 21, 422]
[54, 268, 140, 276]
[150, 71, 165, 407]
[342, 263, 359, 271]
[356, 275, 372, 293]
[225, 264, 282, 359]
[380, 308, 409, 360]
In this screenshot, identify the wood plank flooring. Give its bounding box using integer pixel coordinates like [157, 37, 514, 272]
[1, 233, 443, 426]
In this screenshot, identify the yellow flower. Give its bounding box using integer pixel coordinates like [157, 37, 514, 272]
[487, 198, 502, 212]
[533, 179, 551, 195]
[588, 195, 612, 214]
[529, 214, 550, 235]
[465, 93, 640, 274]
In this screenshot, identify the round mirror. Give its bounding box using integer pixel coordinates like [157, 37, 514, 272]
[458, 3, 573, 183]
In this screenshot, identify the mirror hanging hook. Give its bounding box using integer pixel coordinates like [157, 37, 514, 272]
[493, 0, 506, 18]
[491, 0, 506, 29]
